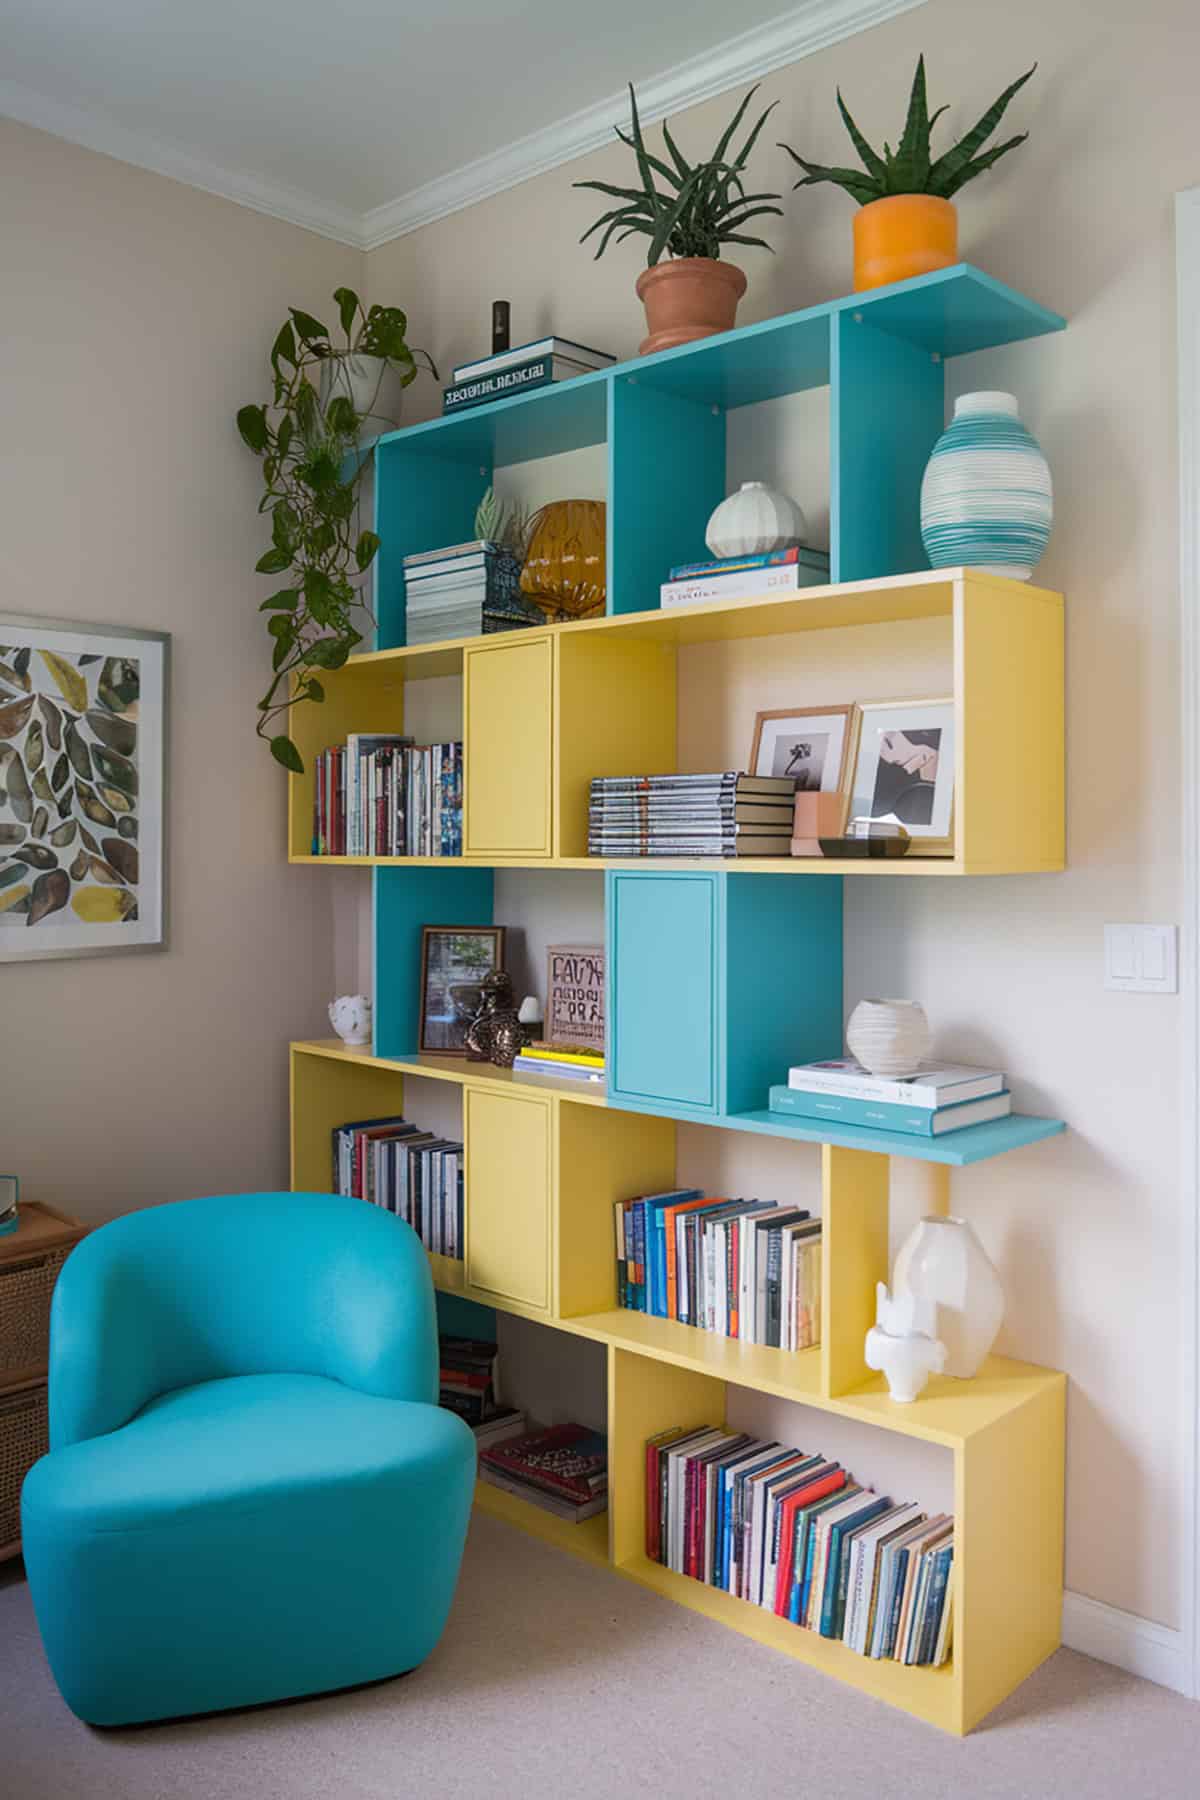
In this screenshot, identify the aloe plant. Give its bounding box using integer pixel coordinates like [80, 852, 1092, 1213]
[575, 83, 782, 263]
[779, 56, 1035, 204]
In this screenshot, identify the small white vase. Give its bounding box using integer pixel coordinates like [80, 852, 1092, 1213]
[864, 1282, 946, 1403]
[705, 481, 807, 557]
[845, 999, 931, 1077]
[329, 993, 372, 1047]
[319, 353, 406, 442]
[892, 1216, 1004, 1378]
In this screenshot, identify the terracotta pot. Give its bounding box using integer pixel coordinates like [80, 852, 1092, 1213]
[852, 195, 958, 293]
[635, 258, 747, 356]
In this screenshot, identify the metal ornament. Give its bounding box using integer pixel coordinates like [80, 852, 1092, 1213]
[464, 969, 528, 1067]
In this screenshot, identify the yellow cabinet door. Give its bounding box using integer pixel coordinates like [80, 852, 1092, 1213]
[464, 635, 553, 857]
[464, 1086, 553, 1313]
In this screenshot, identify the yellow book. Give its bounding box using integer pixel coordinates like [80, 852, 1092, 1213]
[521, 1041, 605, 1067]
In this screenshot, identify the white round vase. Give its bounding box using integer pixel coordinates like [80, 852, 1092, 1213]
[329, 993, 373, 1047]
[320, 353, 406, 442]
[845, 999, 931, 1077]
[892, 1216, 1004, 1378]
[920, 391, 1053, 581]
[705, 481, 807, 558]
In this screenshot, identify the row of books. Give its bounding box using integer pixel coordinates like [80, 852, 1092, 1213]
[589, 772, 798, 858]
[616, 1190, 821, 1352]
[646, 1425, 953, 1665]
[443, 335, 614, 414]
[773, 1058, 1011, 1139]
[312, 736, 463, 858]
[513, 1039, 606, 1086]
[479, 1421, 608, 1523]
[403, 539, 544, 643]
[437, 1334, 527, 1450]
[661, 544, 831, 610]
[334, 1114, 464, 1259]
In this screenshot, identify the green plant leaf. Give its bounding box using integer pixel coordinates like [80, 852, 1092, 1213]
[275, 415, 293, 458]
[324, 394, 359, 436]
[710, 84, 763, 170]
[255, 547, 292, 574]
[303, 677, 325, 703]
[306, 638, 353, 671]
[835, 89, 889, 183]
[890, 55, 931, 190]
[729, 98, 778, 173]
[926, 64, 1035, 196]
[236, 404, 269, 453]
[614, 126, 683, 191]
[659, 115, 692, 181]
[934, 132, 1028, 198]
[333, 286, 360, 337]
[271, 320, 297, 369]
[778, 143, 880, 203]
[648, 170, 702, 264]
[259, 588, 300, 611]
[270, 735, 304, 773]
[355, 530, 381, 570]
[289, 308, 329, 343]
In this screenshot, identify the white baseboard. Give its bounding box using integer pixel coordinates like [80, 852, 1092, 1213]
[1062, 1590, 1192, 1696]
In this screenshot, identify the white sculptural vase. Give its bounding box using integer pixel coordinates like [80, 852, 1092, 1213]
[845, 998, 931, 1077]
[863, 1282, 946, 1403]
[329, 993, 372, 1047]
[705, 480, 807, 558]
[891, 1215, 1004, 1378]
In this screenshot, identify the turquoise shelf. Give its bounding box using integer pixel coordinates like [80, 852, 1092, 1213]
[726, 1108, 1066, 1166]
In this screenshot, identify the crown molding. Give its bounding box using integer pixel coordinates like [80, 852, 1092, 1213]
[360, 0, 927, 249]
[0, 0, 926, 254]
[0, 77, 366, 248]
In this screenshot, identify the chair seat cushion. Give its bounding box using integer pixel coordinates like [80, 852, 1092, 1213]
[24, 1373, 465, 1534]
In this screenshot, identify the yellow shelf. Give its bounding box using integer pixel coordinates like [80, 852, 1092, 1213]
[472, 1479, 610, 1568]
[565, 1309, 823, 1406]
[292, 1038, 608, 1106]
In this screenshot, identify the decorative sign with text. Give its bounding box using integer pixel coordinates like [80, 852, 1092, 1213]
[546, 944, 606, 1051]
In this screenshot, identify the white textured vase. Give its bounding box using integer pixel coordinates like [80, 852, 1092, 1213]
[319, 353, 406, 442]
[705, 481, 807, 557]
[329, 993, 372, 1047]
[845, 999, 931, 1077]
[892, 1216, 1004, 1378]
[920, 391, 1053, 581]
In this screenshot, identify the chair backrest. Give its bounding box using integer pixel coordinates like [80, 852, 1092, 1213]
[48, 1192, 439, 1448]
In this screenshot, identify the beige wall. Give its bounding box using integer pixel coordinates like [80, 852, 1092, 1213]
[368, 0, 1199, 1629]
[0, 119, 364, 1222]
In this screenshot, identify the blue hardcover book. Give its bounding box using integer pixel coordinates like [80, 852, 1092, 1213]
[644, 1190, 702, 1318]
[825, 1496, 893, 1639]
[768, 1084, 1012, 1137]
[721, 1444, 779, 1591]
[794, 1484, 863, 1624]
[918, 1541, 955, 1664]
[668, 547, 831, 581]
[630, 1200, 647, 1312]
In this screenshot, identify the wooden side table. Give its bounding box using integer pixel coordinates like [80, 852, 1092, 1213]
[0, 1203, 87, 1560]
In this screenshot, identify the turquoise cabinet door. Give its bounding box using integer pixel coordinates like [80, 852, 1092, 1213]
[607, 871, 720, 1114]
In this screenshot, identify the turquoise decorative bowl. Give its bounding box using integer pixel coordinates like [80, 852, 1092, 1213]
[920, 392, 1052, 581]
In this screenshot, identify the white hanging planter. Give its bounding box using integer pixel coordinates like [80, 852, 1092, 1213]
[319, 352, 407, 441]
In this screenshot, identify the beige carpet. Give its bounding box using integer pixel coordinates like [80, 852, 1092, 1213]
[3, 1514, 1198, 1800]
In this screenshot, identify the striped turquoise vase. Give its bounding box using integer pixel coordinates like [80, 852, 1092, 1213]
[920, 391, 1052, 581]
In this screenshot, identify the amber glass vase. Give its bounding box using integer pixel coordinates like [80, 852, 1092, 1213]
[519, 499, 606, 620]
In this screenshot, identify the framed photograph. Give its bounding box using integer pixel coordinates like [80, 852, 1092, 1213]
[848, 698, 956, 854]
[418, 925, 507, 1054]
[546, 944, 605, 1051]
[1, 614, 168, 962]
[750, 703, 857, 788]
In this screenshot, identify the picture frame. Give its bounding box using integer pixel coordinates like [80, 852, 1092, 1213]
[848, 698, 956, 855]
[748, 704, 858, 833]
[418, 925, 507, 1054]
[1, 613, 169, 962]
[546, 944, 606, 1051]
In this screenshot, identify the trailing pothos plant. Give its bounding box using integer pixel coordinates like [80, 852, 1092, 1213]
[236, 287, 435, 773]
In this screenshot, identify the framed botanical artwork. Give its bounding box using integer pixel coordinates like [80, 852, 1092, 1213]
[546, 944, 605, 1051]
[0, 614, 168, 961]
[749, 704, 858, 818]
[418, 925, 507, 1054]
[848, 698, 956, 855]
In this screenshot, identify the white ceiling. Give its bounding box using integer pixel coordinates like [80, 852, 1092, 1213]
[0, 0, 926, 248]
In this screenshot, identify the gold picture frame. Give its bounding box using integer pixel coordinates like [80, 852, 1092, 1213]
[748, 703, 859, 835]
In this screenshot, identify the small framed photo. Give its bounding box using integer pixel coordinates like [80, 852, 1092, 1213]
[546, 944, 605, 1051]
[749, 704, 858, 821]
[849, 698, 955, 854]
[418, 925, 507, 1054]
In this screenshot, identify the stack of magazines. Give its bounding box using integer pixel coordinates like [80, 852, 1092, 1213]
[513, 1040, 605, 1086]
[403, 540, 543, 643]
[479, 1422, 608, 1522]
[588, 772, 797, 857]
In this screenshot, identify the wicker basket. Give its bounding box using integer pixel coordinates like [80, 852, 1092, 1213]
[0, 1382, 48, 1555]
[0, 1245, 71, 1384]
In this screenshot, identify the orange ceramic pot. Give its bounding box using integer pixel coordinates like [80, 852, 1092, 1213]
[852, 195, 958, 292]
[635, 258, 747, 356]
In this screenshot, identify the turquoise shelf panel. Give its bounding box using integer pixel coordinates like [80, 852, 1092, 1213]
[374, 443, 488, 648]
[377, 369, 608, 468]
[608, 378, 725, 614]
[373, 865, 495, 1058]
[726, 1108, 1066, 1165]
[846, 263, 1064, 358]
[625, 311, 830, 410]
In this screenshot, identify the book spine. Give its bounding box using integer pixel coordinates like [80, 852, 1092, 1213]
[668, 547, 805, 579]
[769, 1086, 938, 1135]
[660, 567, 808, 606]
[442, 357, 554, 410]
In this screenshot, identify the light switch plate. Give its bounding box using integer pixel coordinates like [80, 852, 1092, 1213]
[1104, 924, 1178, 993]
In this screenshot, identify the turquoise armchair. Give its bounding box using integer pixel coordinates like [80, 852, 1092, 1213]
[21, 1192, 476, 1725]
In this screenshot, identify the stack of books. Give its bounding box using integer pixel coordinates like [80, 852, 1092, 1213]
[332, 1114, 464, 1258]
[478, 1422, 608, 1522]
[771, 1061, 1011, 1138]
[512, 1040, 605, 1086]
[313, 737, 462, 857]
[646, 1425, 953, 1666]
[438, 1335, 527, 1450]
[660, 545, 831, 610]
[403, 541, 544, 644]
[589, 772, 797, 858]
[442, 336, 615, 414]
[616, 1190, 820, 1351]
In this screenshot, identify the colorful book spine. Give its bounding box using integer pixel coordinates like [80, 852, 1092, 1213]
[442, 357, 556, 412]
[667, 546, 831, 580]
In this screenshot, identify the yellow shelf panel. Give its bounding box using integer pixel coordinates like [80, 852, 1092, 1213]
[568, 1309, 823, 1405]
[617, 1554, 957, 1731]
[473, 1479, 610, 1568]
[289, 854, 467, 867]
[291, 1038, 608, 1106]
[833, 1357, 1067, 1450]
[288, 854, 1061, 877]
[427, 1250, 465, 1295]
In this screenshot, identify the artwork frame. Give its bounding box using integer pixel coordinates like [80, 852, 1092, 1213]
[0, 613, 169, 962]
[749, 704, 858, 830]
[418, 924, 507, 1055]
[848, 697, 956, 855]
[546, 944, 606, 1051]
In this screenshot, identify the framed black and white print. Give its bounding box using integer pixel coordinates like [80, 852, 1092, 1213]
[848, 697, 955, 855]
[0, 615, 168, 960]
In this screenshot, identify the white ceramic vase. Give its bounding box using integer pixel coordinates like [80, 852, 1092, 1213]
[329, 993, 372, 1047]
[845, 999, 931, 1077]
[319, 353, 406, 442]
[705, 481, 807, 557]
[864, 1282, 946, 1403]
[892, 1216, 1004, 1378]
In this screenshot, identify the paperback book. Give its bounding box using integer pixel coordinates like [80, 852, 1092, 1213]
[333, 1114, 464, 1258]
[442, 354, 604, 413]
[787, 1059, 1005, 1108]
[313, 739, 462, 857]
[453, 336, 615, 383]
[768, 1084, 1013, 1137]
